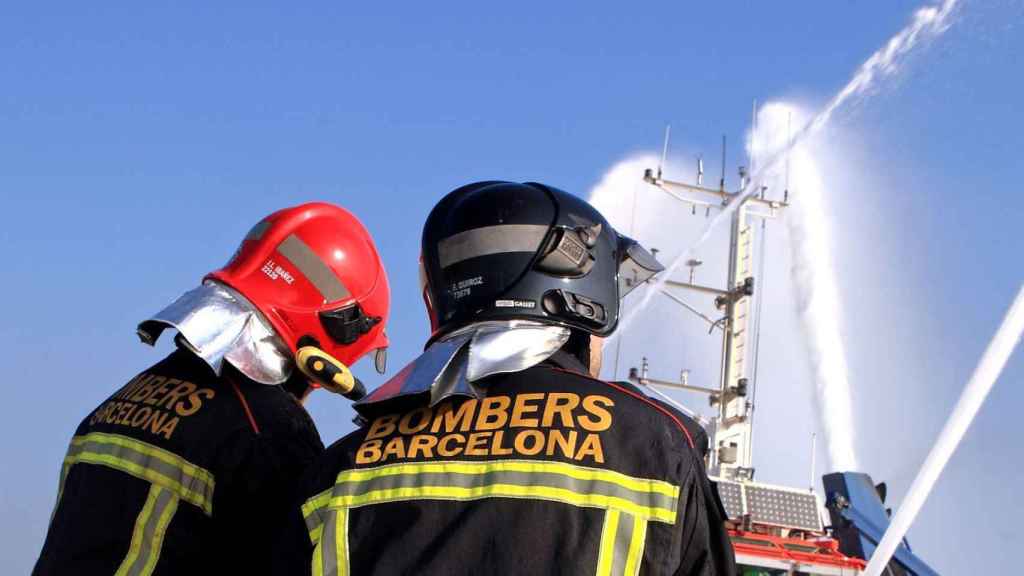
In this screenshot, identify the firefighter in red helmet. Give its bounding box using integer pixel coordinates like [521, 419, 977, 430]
[33, 202, 390, 576]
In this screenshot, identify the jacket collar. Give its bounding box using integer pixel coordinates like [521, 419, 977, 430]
[136, 281, 293, 385]
[354, 320, 571, 415]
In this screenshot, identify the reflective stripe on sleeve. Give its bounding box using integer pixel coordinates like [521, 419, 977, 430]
[623, 514, 647, 576]
[63, 432, 215, 516]
[596, 509, 648, 576]
[312, 508, 350, 576]
[596, 509, 621, 576]
[303, 487, 333, 545]
[115, 484, 180, 576]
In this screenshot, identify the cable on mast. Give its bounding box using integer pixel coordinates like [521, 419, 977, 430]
[719, 135, 727, 192]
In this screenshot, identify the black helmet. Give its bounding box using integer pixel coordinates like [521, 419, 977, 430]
[420, 181, 663, 342]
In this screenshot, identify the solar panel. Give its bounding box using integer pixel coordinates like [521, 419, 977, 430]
[715, 480, 744, 519]
[745, 484, 822, 532]
[710, 477, 824, 532]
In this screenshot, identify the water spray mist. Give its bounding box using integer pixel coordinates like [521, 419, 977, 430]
[617, 0, 962, 337]
[754, 103, 859, 472]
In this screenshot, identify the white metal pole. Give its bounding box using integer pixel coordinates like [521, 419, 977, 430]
[863, 285, 1024, 576]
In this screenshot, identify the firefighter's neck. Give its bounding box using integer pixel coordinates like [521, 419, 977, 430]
[588, 335, 604, 378]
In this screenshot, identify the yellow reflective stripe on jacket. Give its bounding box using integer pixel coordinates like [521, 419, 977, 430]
[311, 508, 349, 576]
[596, 509, 621, 575]
[596, 509, 648, 576]
[623, 514, 647, 576]
[303, 488, 333, 544]
[338, 460, 678, 499]
[328, 459, 679, 523]
[63, 432, 215, 516]
[332, 483, 674, 522]
[302, 459, 679, 543]
[115, 484, 180, 576]
[301, 459, 673, 575]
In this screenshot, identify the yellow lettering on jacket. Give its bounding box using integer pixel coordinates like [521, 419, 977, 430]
[356, 440, 383, 464]
[175, 389, 215, 417]
[510, 393, 543, 427]
[579, 395, 615, 432]
[87, 373, 215, 440]
[430, 400, 477, 433]
[366, 414, 399, 440]
[541, 393, 579, 428]
[475, 397, 510, 430]
[354, 392, 615, 465]
[398, 407, 432, 435]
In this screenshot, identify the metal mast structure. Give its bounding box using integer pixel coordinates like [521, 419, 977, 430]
[632, 135, 786, 481]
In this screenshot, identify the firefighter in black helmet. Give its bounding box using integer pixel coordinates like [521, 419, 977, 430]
[273, 181, 736, 575]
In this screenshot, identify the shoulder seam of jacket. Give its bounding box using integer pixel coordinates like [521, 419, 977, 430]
[545, 366, 695, 449]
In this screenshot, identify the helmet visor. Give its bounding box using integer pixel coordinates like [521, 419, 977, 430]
[616, 233, 664, 297]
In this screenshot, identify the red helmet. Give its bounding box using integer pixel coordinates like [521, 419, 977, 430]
[207, 202, 390, 372]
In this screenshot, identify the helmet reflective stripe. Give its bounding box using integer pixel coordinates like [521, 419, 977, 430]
[437, 224, 550, 269]
[244, 219, 271, 241]
[277, 234, 351, 302]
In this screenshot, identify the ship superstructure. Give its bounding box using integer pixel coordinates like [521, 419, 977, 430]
[623, 135, 937, 575]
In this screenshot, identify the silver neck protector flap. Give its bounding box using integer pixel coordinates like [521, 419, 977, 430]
[354, 320, 570, 414]
[136, 280, 293, 385]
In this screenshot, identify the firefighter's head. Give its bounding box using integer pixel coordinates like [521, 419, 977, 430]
[139, 202, 390, 397]
[419, 181, 662, 374]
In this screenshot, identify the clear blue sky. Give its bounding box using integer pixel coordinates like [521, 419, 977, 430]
[2, 1, 1021, 573]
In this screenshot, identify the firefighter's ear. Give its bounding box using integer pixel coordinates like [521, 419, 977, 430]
[295, 345, 366, 401]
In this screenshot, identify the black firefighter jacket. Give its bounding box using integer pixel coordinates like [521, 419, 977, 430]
[273, 351, 736, 576]
[34, 349, 324, 576]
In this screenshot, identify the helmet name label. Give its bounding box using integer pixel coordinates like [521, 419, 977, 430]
[449, 276, 483, 300]
[261, 259, 295, 285]
[494, 299, 536, 309]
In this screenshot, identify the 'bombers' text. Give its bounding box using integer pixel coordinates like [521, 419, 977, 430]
[88, 373, 215, 440]
[356, 392, 614, 465]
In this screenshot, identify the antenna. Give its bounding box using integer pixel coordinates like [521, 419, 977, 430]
[750, 100, 758, 174]
[719, 135, 727, 191]
[658, 124, 671, 180]
[696, 156, 704, 186]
